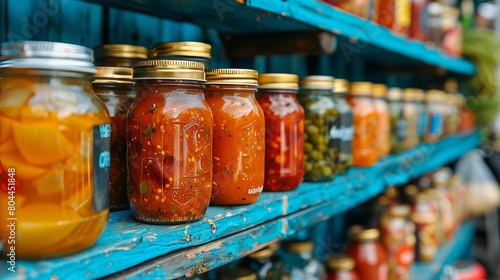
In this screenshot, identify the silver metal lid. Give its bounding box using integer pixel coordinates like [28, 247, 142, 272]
[0, 41, 96, 74]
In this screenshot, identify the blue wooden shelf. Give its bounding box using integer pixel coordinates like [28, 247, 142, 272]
[0, 132, 479, 280]
[83, 0, 476, 75]
[410, 221, 476, 280]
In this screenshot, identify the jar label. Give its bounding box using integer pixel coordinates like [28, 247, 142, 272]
[396, 119, 407, 141]
[418, 111, 427, 138]
[93, 124, 111, 213]
[429, 113, 443, 137]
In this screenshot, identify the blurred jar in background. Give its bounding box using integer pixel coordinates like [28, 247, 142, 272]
[346, 228, 388, 280]
[433, 171, 456, 241]
[413, 89, 427, 142]
[373, 84, 391, 158]
[374, 0, 411, 35]
[388, 88, 407, 154]
[409, 0, 429, 41]
[427, 2, 443, 47]
[282, 240, 326, 280]
[150, 41, 212, 68]
[93, 67, 135, 211]
[442, 7, 462, 57]
[333, 79, 354, 174]
[94, 44, 148, 67]
[257, 74, 304, 192]
[324, 0, 371, 18]
[403, 88, 420, 149]
[456, 94, 475, 135]
[411, 193, 439, 262]
[325, 254, 360, 280]
[443, 79, 461, 136]
[348, 82, 379, 167]
[242, 244, 286, 280]
[425, 90, 445, 143]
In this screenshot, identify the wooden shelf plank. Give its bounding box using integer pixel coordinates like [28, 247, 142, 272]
[0, 133, 479, 280]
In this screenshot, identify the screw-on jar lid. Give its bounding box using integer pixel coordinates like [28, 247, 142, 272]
[258, 73, 298, 89]
[93, 67, 134, 84]
[247, 246, 274, 260]
[282, 240, 314, 253]
[218, 268, 257, 280]
[151, 41, 211, 59]
[206, 68, 258, 85]
[388, 205, 411, 217]
[133, 59, 205, 81]
[403, 88, 421, 101]
[300, 75, 334, 90]
[426, 90, 446, 102]
[333, 79, 349, 94]
[325, 254, 355, 271]
[387, 87, 403, 100]
[373, 84, 388, 98]
[94, 44, 148, 59]
[0, 41, 96, 74]
[349, 228, 380, 242]
[349, 82, 373, 96]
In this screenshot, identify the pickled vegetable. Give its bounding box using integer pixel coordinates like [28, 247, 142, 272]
[0, 73, 110, 259]
[333, 79, 353, 174]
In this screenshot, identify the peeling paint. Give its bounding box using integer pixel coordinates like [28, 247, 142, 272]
[207, 219, 217, 234]
[282, 195, 288, 215]
[183, 226, 191, 242]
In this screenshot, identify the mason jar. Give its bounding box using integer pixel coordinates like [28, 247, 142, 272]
[128, 60, 212, 224]
[332, 79, 353, 174]
[0, 41, 110, 259]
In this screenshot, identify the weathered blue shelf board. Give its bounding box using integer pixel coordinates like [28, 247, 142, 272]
[0, 132, 479, 280]
[410, 221, 476, 280]
[82, 0, 476, 75]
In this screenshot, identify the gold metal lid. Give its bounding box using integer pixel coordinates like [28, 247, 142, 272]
[349, 82, 372, 96]
[218, 268, 257, 280]
[247, 247, 274, 260]
[133, 59, 205, 81]
[424, 188, 439, 199]
[325, 254, 355, 271]
[444, 78, 458, 93]
[268, 242, 280, 252]
[350, 228, 380, 242]
[388, 205, 411, 217]
[258, 73, 299, 89]
[206, 68, 258, 85]
[372, 84, 388, 98]
[377, 195, 390, 207]
[282, 240, 314, 253]
[405, 185, 419, 197]
[333, 79, 349, 94]
[411, 212, 436, 223]
[426, 90, 445, 102]
[387, 87, 403, 100]
[403, 88, 422, 101]
[444, 93, 456, 104]
[151, 41, 211, 59]
[300, 75, 334, 89]
[385, 186, 398, 198]
[93, 66, 134, 84]
[94, 44, 148, 59]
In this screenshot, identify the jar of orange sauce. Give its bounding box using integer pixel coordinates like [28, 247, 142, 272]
[205, 69, 265, 205]
[348, 82, 379, 167]
[0, 41, 110, 259]
[373, 84, 391, 158]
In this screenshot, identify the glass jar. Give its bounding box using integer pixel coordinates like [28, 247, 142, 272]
[424, 189, 445, 244]
[282, 240, 326, 280]
[205, 69, 265, 205]
[425, 90, 445, 143]
[411, 193, 439, 262]
[443, 94, 460, 137]
[427, 2, 443, 47]
[347, 82, 378, 167]
[433, 176, 456, 241]
[387, 88, 407, 154]
[0, 41, 110, 259]
[257, 74, 305, 192]
[332, 79, 353, 174]
[410, 0, 429, 41]
[413, 89, 427, 142]
[346, 228, 388, 280]
[380, 205, 416, 280]
[325, 254, 360, 280]
[242, 245, 286, 280]
[128, 60, 212, 224]
[218, 267, 258, 280]
[94, 44, 148, 67]
[374, 0, 411, 35]
[456, 94, 475, 135]
[93, 67, 135, 211]
[298, 76, 339, 182]
[403, 88, 421, 149]
[151, 41, 211, 69]
[325, 0, 371, 18]
[449, 175, 468, 222]
[373, 84, 391, 158]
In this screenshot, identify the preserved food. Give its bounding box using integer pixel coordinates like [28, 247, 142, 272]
[0, 41, 110, 259]
[403, 88, 421, 149]
[94, 44, 148, 67]
[410, 0, 429, 41]
[257, 74, 305, 192]
[150, 41, 211, 68]
[127, 60, 212, 223]
[347, 82, 378, 166]
[373, 84, 391, 158]
[333, 79, 353, 174]
[325, 254, 360, 280]
[93, 67, 135, 211]
[298, 76, 338, 181]
[346, 228, 388, 280]
[205, 69, 265, 205]
[242, 244, 286, 280]
[411, 192, 439, 262]
[388, 88, 407, 154]
[414, 89, 427, 142]
[282, 240, 326, 280]
[375, 0, 411, 35]
[425, 90, 445, 143]
[325, 0, 371, 18]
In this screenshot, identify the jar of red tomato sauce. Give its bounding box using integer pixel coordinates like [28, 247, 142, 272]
[257, 73, 305, 192]
[373, 84, 391, 158]
[93, 67, 135, 211]
[325, 254, 360, 280]
[347, 82, 379, 167]
[127, 60, 213, 224]
[0, 41, 110, 259]
[346, 228, 388, 280]
[205, 69, 265, 205]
